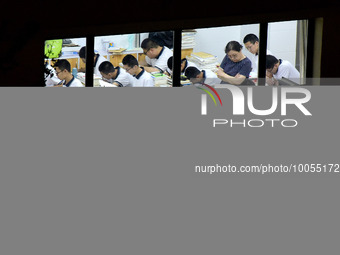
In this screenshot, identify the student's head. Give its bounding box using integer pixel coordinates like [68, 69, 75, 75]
[78, 46, 97, 64]
[98, 61, 116, 80]
[54, 59, 71, 80]
[225, 41, 244, 63]
[79, 47, 86, 63]
[185, 66, 202, 84]
[141, 38, 161, 59]
[266, 55, 280, 74]
[243, 34, 259, 55]
[122, 54, 139, 75]
[167, 56, 187, 72]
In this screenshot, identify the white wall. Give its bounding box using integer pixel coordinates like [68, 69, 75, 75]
[192, 22, 297, 66]
[193, 25, 241, 63]
[268, 21, 297, 66]
[67, 21, 298, 66]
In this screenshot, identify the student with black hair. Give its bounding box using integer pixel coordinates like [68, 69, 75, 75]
[98, 61, 134, 87]
[184, 66, 219, 86]
[53, 59, 84, 87]
[140, 38, 173, 73]
[216, 41, 253, 85]
[243, 33, 273, 78]
[78, 46, 107, 77]
[166, 56, 198, 76]
[266, 55, 300, 85]
[122, 54, 154, 87]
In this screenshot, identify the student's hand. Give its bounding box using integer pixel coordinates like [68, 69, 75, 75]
[266, 77, 276, 86]
[216, 67, 226, 78]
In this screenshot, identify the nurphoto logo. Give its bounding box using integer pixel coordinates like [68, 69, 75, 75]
[198, 85, 312, 128]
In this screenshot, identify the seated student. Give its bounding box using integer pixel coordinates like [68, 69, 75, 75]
[216, 41, 254, 85]
[184, 66, 219, 86]
[122, 54, 155, 87]
[243, 33, 273, 78]
[53, 59, 84, 87]
[78, 46, 107, 77]
[266, 55, 300, 85]
[98, 61, 134, 87]
[140, 38, 173, 73]
[166, 56, 199, 76]
[44, 62, 61, 86]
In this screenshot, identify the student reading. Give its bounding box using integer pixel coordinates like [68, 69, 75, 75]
[266, 55, 300, 85]
[140, 38, 173, 73]
[98, 61, 134, 87]
[53, 59, 84, 87]
[122, 54, 155, 87]
[78, 47, 107, 78]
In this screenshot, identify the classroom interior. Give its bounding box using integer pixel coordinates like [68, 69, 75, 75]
[2, 0, 340, 86]
[44, 20, 317, 87]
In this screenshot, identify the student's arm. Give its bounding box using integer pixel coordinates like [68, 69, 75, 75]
[266, 76, 279, 86]
[216, 67, 246, 85]
[143, 66, 162, 73]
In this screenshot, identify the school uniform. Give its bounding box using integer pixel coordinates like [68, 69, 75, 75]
[94, 54, 107, 77]
[166, 58, 199, 76]
[145, 46, 173, 73]
[62, 76, 84, 87]
[132, 67, 155, 87]
[274, 59, 301, 84]
[248, 49, 273, 78]
[202, 69, 220, 86]
[113, 67, 134, 87]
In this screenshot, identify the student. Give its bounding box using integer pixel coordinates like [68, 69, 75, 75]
[44, 62, 61, 86]
[266, 55, 301, 85]
[53, 59, 84, 87]
[78, 46, 107, 77]
[122, 54, 154, 87]
[140, 38, 173, 73]
[184, 66, 219, 86]
[216, 41, 254, 85]
[243, 33, 273, 78]
[166, 56, 199, 76]
[98, 61, 134, 87]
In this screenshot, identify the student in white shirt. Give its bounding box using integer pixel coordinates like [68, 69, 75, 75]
[184, 66, 220, 86]
[98, 61, 134, 87]
[122, 54, 154, 87]
[166, 56, 199, 76]
[266, 55, 301, 85]
[78, 46, 107, 77]
[140, 38, 173, 73]
[53, 59, 84, 87]
[243, 33, 272, 78]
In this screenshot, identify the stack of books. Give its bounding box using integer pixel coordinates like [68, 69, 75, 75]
[165, 76, 192, 86]
[182, 30, 197, 49]
[151, 72, 171, 87]
[76, 73, 102, 86]
[187, 52, 219, 72]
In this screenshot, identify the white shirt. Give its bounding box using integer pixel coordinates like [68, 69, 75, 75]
[249, 49, 272, 78]
[145, 46, 173, 73]
[62, 76, 84, 87]
[202, 69, 220, 86]
[166, 59, 199, 76]
[132, 67, 155, 87]
[274, 59, 301, 84]
[94, 54, 108, 77]
[113, 67, 134, 87]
